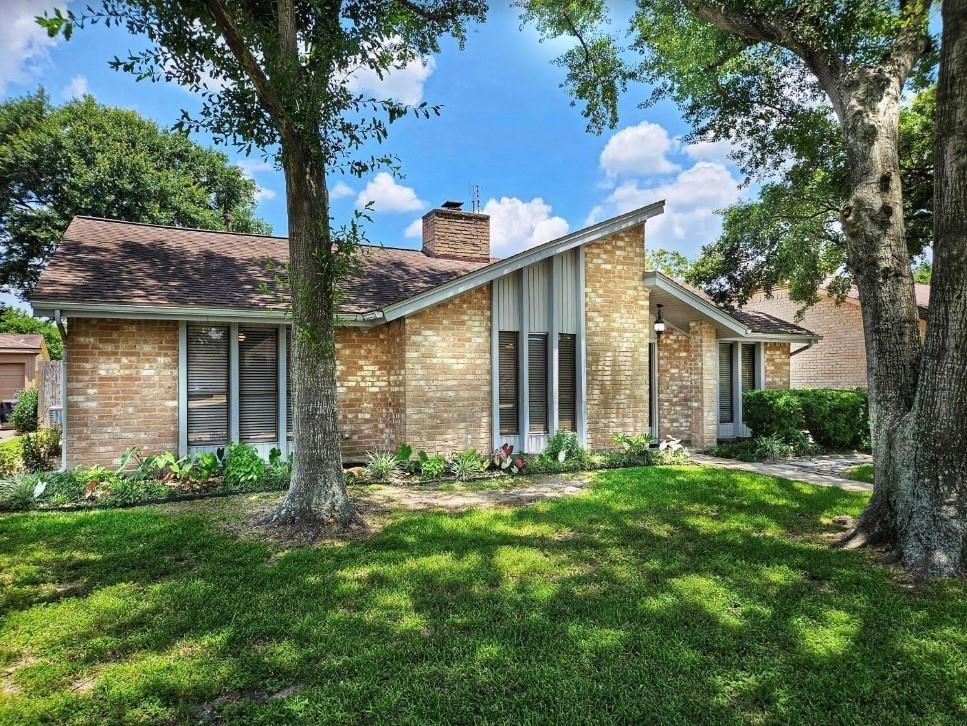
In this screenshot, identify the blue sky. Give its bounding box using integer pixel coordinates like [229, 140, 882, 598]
[1, 2, 748, 308]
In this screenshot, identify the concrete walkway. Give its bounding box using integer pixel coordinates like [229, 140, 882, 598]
[691, 453, 872, 492]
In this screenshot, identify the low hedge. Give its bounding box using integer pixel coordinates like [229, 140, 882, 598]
[743, 388, 869, 451]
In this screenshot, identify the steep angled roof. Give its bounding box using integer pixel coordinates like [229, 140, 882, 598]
[0, 334, 45, 351]
[31, 216, 488, 315]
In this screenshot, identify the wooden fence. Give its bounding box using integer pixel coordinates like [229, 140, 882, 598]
[38, 360, 63, 429]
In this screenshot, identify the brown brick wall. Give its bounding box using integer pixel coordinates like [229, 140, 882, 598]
[66, 318, 178, 468]
[689, 321, 718, 449]
[656, 327, 694, 441]
[745, 290, 867, 388]
[421, 209, 491, 261]
[402, 284, 491, 454]
[335, 321, 404, 462]
[584, 225, 651, 448]
[764, 342, 791, 389]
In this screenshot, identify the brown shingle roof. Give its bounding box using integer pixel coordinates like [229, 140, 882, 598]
[32, 217, 490, 314]
[0, 334, 44, 351]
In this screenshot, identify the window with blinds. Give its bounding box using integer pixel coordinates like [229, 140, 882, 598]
[238, 326, 278, 442]
[719, 343, 734, 424]
[498, 331, 519, 435]
[741, 344, 756, 392]
[187, 325, 229, 446]
[558, 333, 576, 431]
[528, 333, 548, 434]
[286, 327, 293, 440]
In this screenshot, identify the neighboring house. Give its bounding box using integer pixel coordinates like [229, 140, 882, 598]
[742, 282, 929, 389]
[30, 203, 817, 468]
[0, 334, 49, 412]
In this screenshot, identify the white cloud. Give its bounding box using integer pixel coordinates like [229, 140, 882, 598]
[600, 121, 680, 178]
[62, 74, 89, 99]
[346, 54, 435, 106]
[683, 139, 733, 165]
[254, 186, 277, 202]
[330, 180, 354, 200]
[590, 161, 742, 256]
[0, 1, 66, 95]
[356, 172, 425, 213]
[404, 218, 423, 239]
[482, 197, 569, 257]
[235, 157, 278, 205]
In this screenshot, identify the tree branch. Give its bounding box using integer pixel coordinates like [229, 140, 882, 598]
[204, 0, 292, 135]
[395, 0, 481, 23]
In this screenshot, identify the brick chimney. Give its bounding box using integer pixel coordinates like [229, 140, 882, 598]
[421, 202, 491, 262]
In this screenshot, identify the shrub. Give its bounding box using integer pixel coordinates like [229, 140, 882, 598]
[10, 388, 38, 433]
[264, 448, 291, 489]
[743, 388, 869, 451]
[448, 449, 488, 481]
[42, 470, 86, 505]
[19, 427, 61, 472]
[363, 451, 401, 482]
[223, 442, 265, 490]
[611, 432, 655, 457]
[105, 475, 168, 506]
[754, 435, 795, 462]
[797, 388, 869, 450]
[705, 440, 759, 462]
[0, 444, 21, 478]
[543, 431, 586, 464]
[0, 474, 44, 511]
[417, 451, 447, 480]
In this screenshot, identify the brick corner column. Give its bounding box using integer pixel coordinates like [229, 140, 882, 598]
[688, 320, 718, 449]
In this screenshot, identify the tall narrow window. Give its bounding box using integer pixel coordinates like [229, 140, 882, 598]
[741, 343, 756, 392]
[558, 333, 576, 431]
[187, 325, 229, 446]
[719, 343, 734, 424]
[528, 333, 548, 434]
[498, 331, 519, 435]
[286, 327, 293, 440]
[238, 326, 278, 443]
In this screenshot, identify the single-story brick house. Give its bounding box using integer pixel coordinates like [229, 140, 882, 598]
[742, 281, 928, 389]
[31, 201, 818, 468]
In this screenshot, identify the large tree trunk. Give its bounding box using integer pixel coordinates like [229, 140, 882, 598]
[835, 68, 923, 549]
[899, 0, 967, 578]
[271, 138, 357, 527]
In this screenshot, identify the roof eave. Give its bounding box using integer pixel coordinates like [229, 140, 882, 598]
[644, 270, 750, 336]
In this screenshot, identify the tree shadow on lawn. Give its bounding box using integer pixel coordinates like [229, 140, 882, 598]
[0, 467, 964, 724]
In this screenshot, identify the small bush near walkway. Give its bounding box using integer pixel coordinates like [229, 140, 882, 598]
[10, 388, 38, 433]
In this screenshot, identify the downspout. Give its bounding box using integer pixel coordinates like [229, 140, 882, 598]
[55, 309, 67, 472]
[790, 340, 817, 356]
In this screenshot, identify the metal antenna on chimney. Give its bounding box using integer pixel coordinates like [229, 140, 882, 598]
[470, 184, 481, 213]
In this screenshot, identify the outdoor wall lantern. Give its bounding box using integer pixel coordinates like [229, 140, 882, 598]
[654, 303, 666, 338]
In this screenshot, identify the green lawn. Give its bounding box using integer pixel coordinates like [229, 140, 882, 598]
[1, 467, 964, 724]
[846, 463, 875, 484]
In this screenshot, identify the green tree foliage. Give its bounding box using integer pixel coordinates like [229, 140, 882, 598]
[644, 247, 694, 280]
[0, 307, 63, 359]
[913, 262, 932, 283]
[0, 90, 270, 300]
[689, 86, 935, 307]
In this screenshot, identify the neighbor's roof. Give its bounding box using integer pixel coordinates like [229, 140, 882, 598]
[0, 334, 44, 351]
[816, 276, 929, 320]
[31, 216, 489, 315]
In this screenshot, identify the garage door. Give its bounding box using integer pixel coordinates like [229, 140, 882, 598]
[0, 363, 25, 401]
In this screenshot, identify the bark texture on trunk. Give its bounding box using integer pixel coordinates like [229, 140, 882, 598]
[835, 68, 923, 548]
[270, 138, 357, 527]
[899, 0, 967, 577]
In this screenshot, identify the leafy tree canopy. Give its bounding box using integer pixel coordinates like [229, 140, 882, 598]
[0, 89, 270, 300]
[0, 307, 63, 359]
[521, 0, 937, 305]
[689, 85, 935, 308]
[645, 247, 694, 280]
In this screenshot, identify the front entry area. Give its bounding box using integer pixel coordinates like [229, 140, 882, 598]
[717, 342, 763, 439]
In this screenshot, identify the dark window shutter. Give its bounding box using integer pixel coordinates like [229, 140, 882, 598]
[719, 343, 734, 424]
[239, 326, 278, 442]
[741, 344, 756, 392]
[558, 333, 576, 431]
[286, 328, 293, 440]
[498, 331, 519, 435]
[528, 333, 548, 434]
[187, 325, 229, 446]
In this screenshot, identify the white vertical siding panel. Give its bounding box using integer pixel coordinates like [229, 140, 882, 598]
[496, 274, 520, 330]
[527, 259, 551, 333]
[558, 249, 579, 334]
